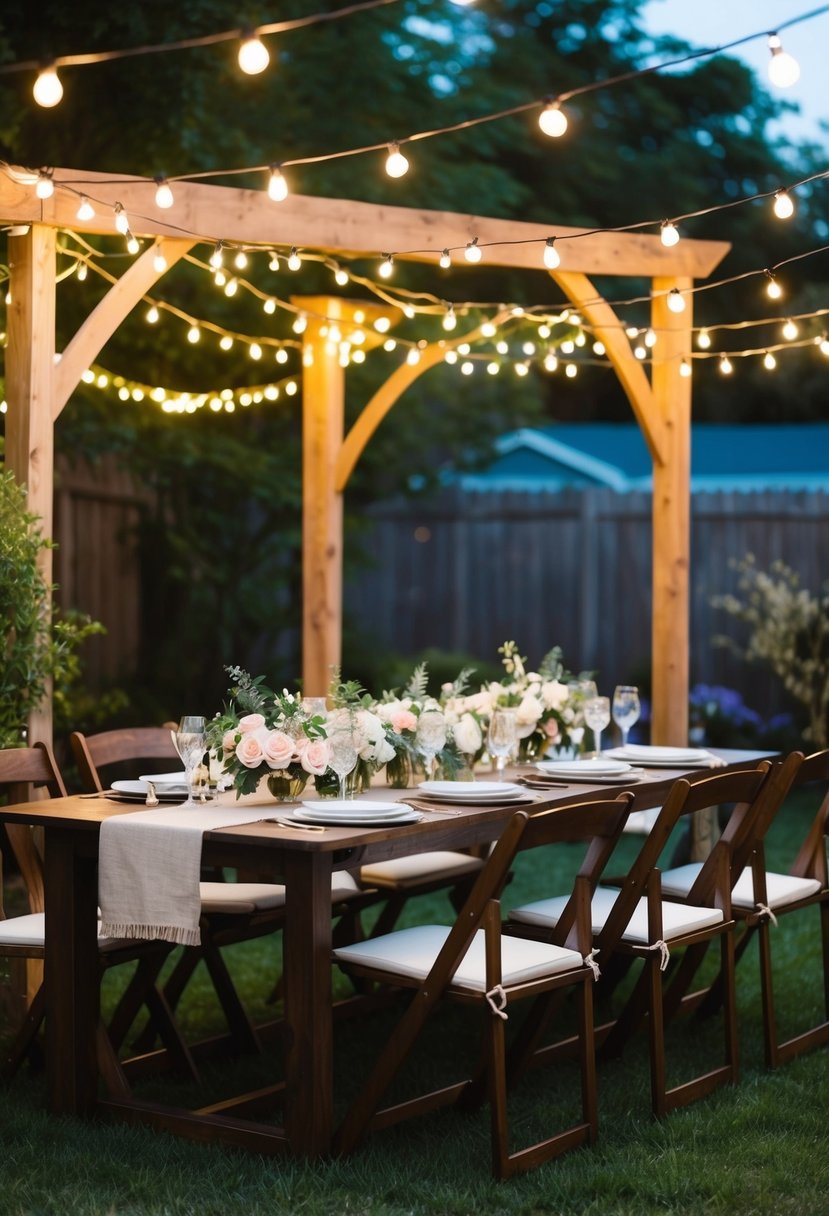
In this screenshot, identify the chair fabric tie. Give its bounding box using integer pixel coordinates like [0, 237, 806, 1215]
[755, 901, 778, 927]
[485, 984, 509, 1020]
[584, 948, 601, 981]
[647, 939, 671, 971]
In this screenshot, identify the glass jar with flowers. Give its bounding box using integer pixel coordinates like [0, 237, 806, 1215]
[313, 673, 398, 797]
[207, 667, 330, 802]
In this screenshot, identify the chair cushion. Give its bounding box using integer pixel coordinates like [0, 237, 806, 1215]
[509, 884, 723, 944]
[0, 913, 119, 949]
[659, 862, 703, 899]
[731, 869, 822, 911]
[622, 808, 661, 835]
[198, 871, 360, 915]
[359, 851, 485, 890]
[334, 923, 584, 992]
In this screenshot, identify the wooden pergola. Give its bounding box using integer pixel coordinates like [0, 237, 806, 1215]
[1, 165, 729, 745]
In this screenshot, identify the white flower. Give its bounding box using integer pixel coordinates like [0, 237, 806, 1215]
[516, 693, 543, 728]
[453, 713, 483, 756]
[541, 679, 569, 710]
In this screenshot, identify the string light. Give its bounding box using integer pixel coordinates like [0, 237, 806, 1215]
[543, 237, 560, 269]
[565, 363, 577, 378]
[238, 31, 270, 75]
[644, 328, 657, 348]
[464, 238, 482, 264]
[267, 166, 289, 201]
[269, 253, 280, 271]
[379, 253, 394, 278]
[76, 196, 95, 221]
[76, 263, 87, 281]
[292, 313, 308, 334]
[782, 319, 799, 340]
[767, 33, 800, 88]
[249, 342, 263, 360]
[153, 250, 167, 273]
[146, 305, 160, 323]
[33, 62, 63, 107]
[487, 361, 500, 375]
[154, 177, 174, 208]
[385, 142, 409, 178]
[219, 335, 234, 350]
[187, 324, 200, 343]
[373, 316, 391, 332]
[209, 241, 224, 269]
[263, 297, 277, 314]
[439, 249, 451, 269]
[773, 189, 795, 219]
[592, 341, 605, 356]
[35, 169, 54, 199]
[224, 278, 238, 297]
[126, 234, 140, 255]
[515, 362, 529, 376]
[697, 328, 711, 349]
[461, 360, 474, 375]
[334, 267, 349, 287]
[113, 203, 130, 236]
[666, 288, 686, 314]
[538, 99, 567, 137]
[660, 221, 680, 247]
[234, 251, 248, 270]
[480, 320, 497, 338]
[820, 336, 829, 356]
[287, 247, 302, 271]
[442, 304, 457, 331]
[766, 272, 783, 300]
[679, 358, 692, 378]
[763, 350, 777, 370]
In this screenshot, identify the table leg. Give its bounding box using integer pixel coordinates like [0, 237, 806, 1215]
[44, 827, 99, 1115]
[282, 849, 334, 1156]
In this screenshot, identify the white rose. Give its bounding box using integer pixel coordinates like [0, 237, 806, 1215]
[355, 709, 387, 761]
[516, 693, 543, 727]
[542, 680, 569, 711]
[453, 713, 482, 756]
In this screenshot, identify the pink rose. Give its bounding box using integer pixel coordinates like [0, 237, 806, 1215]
[543, 718, 561, 742]
[299, 738, 330, 776]
[222, 729, 239, 753]
[238, 713, 266, 733]
[236, 732, 265, 768]
[263, 730, 297, 770]
[390, 709, 418, 735]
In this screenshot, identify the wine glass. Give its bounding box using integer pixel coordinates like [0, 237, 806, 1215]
[301, 697, 328, 718]
[583, 697, 611, 759]
[415, 707, 447, 780]
[327, 728, 358, 800]
[487, 707, 518, 781]
[612, 685, 641, 750]
[175, 715, 207, 808]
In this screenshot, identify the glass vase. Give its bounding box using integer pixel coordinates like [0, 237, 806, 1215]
[385, 750, 414, 789]
[266, 771, 309, 802]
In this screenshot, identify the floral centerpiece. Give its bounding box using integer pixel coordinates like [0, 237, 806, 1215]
[314, 674, 397, 796]
[208, 667, 330, 801]
[375, 663, 463, 786]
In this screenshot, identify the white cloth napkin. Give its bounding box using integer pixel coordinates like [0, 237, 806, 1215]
[98, 801, 273, 946]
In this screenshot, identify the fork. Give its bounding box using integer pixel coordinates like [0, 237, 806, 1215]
[144, 781, 159, 807]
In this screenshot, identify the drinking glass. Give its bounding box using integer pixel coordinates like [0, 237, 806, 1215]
[487, 707, 518, 781]
[415, 707, 447, 780]
[612, 685, 641, 749]
[301, 697, 328, 718]
[176, 715, 207, 808]
[583, 696, 611, 758]
[327, 728, 358, 800]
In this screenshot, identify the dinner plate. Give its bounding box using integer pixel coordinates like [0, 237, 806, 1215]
[109, 780, 187, 801]
[536, 758, 632, 776]
[604, 748, 721, 768]
[291, 807, 423, 827]
[530, 768, 647, 785]
[418, 780, 523, 798]
[609, 745, 711, 763]
[301, 799, 404, 816]
[139, 770, 188, 787]
[415, 789, 536, 806]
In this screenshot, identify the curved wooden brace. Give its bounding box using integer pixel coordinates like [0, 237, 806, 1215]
[53, 236, 195, 420]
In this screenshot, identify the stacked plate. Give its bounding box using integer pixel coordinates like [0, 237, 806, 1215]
[604, 745, 722, 768]
[416, 780, 535, 806]
[534, 757, 641, 784]
[293, 799, 422, 827]
[109, 770, 189, 802]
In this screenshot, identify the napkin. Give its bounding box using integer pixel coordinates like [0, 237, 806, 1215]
[98, 803, 273, 946]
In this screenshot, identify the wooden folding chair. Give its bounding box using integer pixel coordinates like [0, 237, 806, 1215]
[0, 743, 196, 1093]
[70, 726, 180, 793]
[509, 763, 789, 1118]
[332, 793, 633, 1180]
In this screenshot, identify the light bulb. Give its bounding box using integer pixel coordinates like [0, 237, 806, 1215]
[187, 325, 200, 344]
[287, 247, 302, 271]
[538, 100, 567, 138]
[267, 166, 288, 202]
[76, 196, 95, 221]
[719, 356, 733, 375]
[819, 336, 829, 356]
[461, 361, 474, 376]
[36, 170, 54, 200]
[560, 339, 575, 354]
[480, 320, 496, 338]
[565, 363, 577, 378]
[667, 287, 686, 313]
[626, 326, 639, 338]
[33, 64, 63, 107]
[592, 341, 605, 356]
[773, 189, 795, 220]
[334, 267, 349, 287]
[766, 275, 783, 300]
[263, 297, 276, 314]
[238, 32, 269, 75]
[660, 221, 680, 247]
[379, 254, 394, 279]
[209, 242, 224, 269]
[442, 305, 457, 331]
[374, 316, 391, 332]
[146, 305, 160, 324]
[679, 359, 692, 378]
[126, 235, 140, 255]
[383, 338, 397, 352]
[439, 249, 451, 269]
[154, 177, 174, 209]
[538, 324, 551, 339]
[515, 362, 529, 377]
[634, 345, 647, 360]
[782, 319, 798, 341]
[220, 335, 234, 350]
[249, 343, 262, 360]
[543, 237, 560, 269]
[543, 353, 557, 371]
[697, 328, 711, 349]
[213, 270, 226, 287]
[76, 263, 87, 281]
[522, 341, 536, 356]
[234, 251, 248, 270]
[269, 253, 280, 271]
[114, 204, 130, 235]
[496, 340, 509, 355]
[275, 347, 288, 363]
[225, 278, 238, 297]
[767, 34, 800, 88]
[464, 238, 482, 264]
[385, 142, 409, 178]
[153, 251, 167, 273]
[406, 348, 421, 366]
[644, 328, 657, 348]
[292, 314, 307, 334]
[763, 351, 777, 370]
[487, 361, 500, 375]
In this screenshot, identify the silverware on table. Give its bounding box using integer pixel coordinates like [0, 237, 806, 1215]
[266, 817, 327, 833]
[144, 781, 159, 807]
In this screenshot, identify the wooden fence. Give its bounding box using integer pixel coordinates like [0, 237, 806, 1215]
[344, 485, 829, 718]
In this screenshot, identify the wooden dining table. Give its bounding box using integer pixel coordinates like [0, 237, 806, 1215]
[0, 748, 772, 1158]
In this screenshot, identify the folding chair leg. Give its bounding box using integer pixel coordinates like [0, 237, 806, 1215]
[1, 983, 46, 1077]
[647, 954, 669, 1118]
[756, 918, 781, 1068]
[487, 995, 511, 1179]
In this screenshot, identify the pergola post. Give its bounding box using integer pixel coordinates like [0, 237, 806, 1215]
[5, 225, 57, 746]
[649, 277, 692, 746]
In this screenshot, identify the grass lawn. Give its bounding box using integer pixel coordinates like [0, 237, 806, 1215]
[1, 789, 828, 1216]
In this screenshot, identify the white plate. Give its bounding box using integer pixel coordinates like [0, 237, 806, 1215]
[418, 780, 523, 798]
[109, 780, 186, 801]
[416, 789, 534, 805]
[301, 799, 403, 816]
[604, 752, 721, 769]
[536, 758, 632, 776]
[139, 770, 188, 787]
[609, 745, 711, 763]
[291, 808, 423, 827]
[530, 769, 647, 785]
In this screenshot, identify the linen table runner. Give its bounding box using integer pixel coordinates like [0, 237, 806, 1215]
[99, 803, 273, 946]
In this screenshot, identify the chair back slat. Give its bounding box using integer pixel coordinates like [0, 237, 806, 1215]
[71, 727, 179, 792]
[0, 742, 66, 914]
[790, 750, 829, 883]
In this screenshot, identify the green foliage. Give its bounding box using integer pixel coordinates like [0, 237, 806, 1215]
[0, 470, 103, 744]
